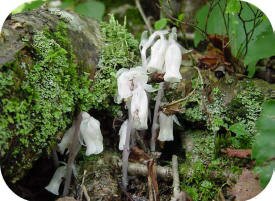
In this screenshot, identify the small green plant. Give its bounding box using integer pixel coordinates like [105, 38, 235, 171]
[87, 15, 138, 115]
[252, 100, 275, 187]
[99, 14, 139, 69]
[226, 81, 264, 148]
[180, 131, 241, 201]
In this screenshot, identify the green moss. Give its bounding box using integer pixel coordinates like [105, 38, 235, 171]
[1, 15, 138, 181]
[180, 130, 241, 201]
[99, 14, 138, 69]
[226, 81, 264, 148]
[87, 15, 138, 115]
[0, 22, 93, 182]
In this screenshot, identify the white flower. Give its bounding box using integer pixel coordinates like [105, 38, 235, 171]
[158, 112, 175, 141]
[118, 120, 128, 150]
[131, 86, 149, 130]
[116, 67, 154, 100]
[163, 37, 182, 83]
[140, 30, 169, 69]
[80, 112, 103, 155]
[45, 165, 66, 195]
[57, 125, 75, 154]
[147, 37, 168, 73]
[57, 112, 103, 156]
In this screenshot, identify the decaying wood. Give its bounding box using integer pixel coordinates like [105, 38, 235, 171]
[117, 161, 172, 181]
[221, 148, 251, 159]
[147, 159, 159, 201]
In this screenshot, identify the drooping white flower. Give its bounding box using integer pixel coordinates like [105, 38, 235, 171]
[57, 125, 75, 154]
[116, 67, 154, 100]
[158, 111, 175, 141]
[45, 165, 67, 195]
[80, 112, 103, 156]
[163, 33, 182, 83]
[131, 86, 148, 130]
[140, 30, 169, 69]
[147, 36, 168, 73]
[118, 120, 128, 150]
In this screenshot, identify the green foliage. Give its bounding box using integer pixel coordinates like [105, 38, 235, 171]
[207, 88, 227, 133]
[12, 0, 46, 14]
[13, 0, 106, 21]
[99, 14, 138, 68]
[226, 81, 264, 148]
[229, 122, 250, 148]
[74, 0, 105, 21]
[194, 0, 273, 76]
[225, 0, 241, 14]
[180, 131, 241, 201]
[245, 32, 275, 78]
[86, 15, 138, 115]
[89, 66, 120, 115]
[0, 22, 93, 181]
[154, 18, 168, 30]
[252, 100, 275, 187]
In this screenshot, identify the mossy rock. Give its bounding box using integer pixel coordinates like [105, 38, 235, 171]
[0, 8, 101, 182]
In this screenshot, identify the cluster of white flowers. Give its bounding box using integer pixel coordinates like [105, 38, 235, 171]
[58, 112, 103, 156]
[46, 112, 103, 195]
[141, 27, 190, 82]
[118, 28, 189, 149]
[116, 67, 155, 150]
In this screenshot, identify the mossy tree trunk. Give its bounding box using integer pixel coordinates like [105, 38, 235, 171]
[0, 8, 101, 182]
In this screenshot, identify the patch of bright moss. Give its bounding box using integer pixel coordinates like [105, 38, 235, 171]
[0, 22, 93, 182]
[88, 15, 138, 115]
[180, 130, 241, 201]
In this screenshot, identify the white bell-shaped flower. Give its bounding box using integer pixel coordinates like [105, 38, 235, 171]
[131, 86, 148, 130]
[140, 30, 169, 69]
[163, 38, 182, 83]
[147, 36, 168, 73]
[118, 120, 128, 150]
[57, 125, 75, 154]
[158, 111, 175, 141]
[80, 112, 103, 155]
[45, 166, 67, 195]
[117, 67, 154, 100]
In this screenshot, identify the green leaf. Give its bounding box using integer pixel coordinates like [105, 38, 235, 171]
[154, 18, 168, 30]
[244, 32, 275, 65]
[12, 0, 45, 14]
[226, 0, 241, 14]
[178, 13, 184, 21]
[75, 0, 105, 21]
[247, 62, 257, 78]
[229, 122, 249, 136]
[252, 100, 275, 187]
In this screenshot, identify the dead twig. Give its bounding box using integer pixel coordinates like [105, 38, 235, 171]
[116, 161, 172, 180]
[135, 0, 153, 34]
[147, 159, 159, 201]
[171, 155, 187, 201]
